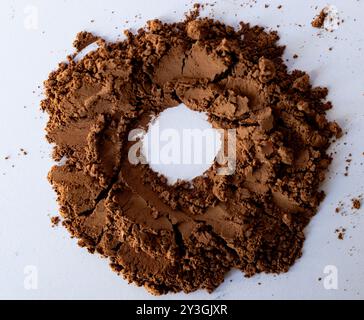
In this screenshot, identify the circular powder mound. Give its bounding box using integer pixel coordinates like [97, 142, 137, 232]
[42, 11, 342, 295]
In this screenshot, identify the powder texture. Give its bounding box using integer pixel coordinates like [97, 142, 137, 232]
[42, 14, 341, 295]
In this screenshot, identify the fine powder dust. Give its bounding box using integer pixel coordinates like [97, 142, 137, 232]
[42, 10, 342, 295]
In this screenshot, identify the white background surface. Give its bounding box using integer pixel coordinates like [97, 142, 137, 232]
[142, 104, 223, 184]
[0, 0, 363, 300]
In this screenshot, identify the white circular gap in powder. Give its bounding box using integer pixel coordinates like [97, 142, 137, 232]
[141, 104, 222, 185]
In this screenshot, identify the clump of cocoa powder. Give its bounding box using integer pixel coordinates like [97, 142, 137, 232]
[51, 216, 60, 227]
[352, 198, 361, 210]
[335, 227, 346, 240]
[312, 9, 328, 29]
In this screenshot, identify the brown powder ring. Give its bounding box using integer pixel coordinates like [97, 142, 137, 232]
[42, 15, 341, 295]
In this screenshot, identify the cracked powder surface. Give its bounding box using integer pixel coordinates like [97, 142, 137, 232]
[41, 13, 341, 295]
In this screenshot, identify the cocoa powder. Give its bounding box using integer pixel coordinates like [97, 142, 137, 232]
[312, 9, 328, 29]
[42, 12, 341, 295]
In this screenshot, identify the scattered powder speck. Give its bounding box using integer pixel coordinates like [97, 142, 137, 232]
[344, 153, 353, 176]
[348, 246, 357, 257]
[312, 9, 328, 28]
[51, 216, 61, 227]
[335, 227, 346, 240]
[312, 5, 341, 32]
[335, 195, 362, 216]
[352, 198, 361, 210]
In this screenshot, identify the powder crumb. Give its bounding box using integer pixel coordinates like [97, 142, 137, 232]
[312, 5, 341, 32]
[20, 148, 28, 156]
[344, 153, 353, 176]
[73, 31, 99, 52]
[352, 198, 361, 210]
[4, 155, 10, 160]
[335, 227, 346, 240]
[312, 9, 327, 28]
[51, 216, 61, 227]
[293, 54, 298, 59]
